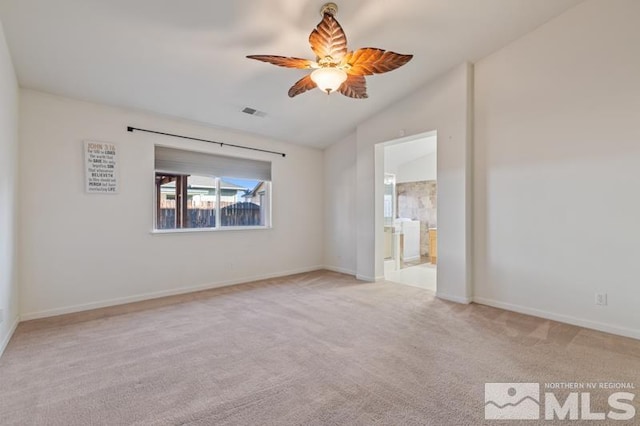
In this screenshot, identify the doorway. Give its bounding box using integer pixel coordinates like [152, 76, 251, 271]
[382, 134, 437, 292]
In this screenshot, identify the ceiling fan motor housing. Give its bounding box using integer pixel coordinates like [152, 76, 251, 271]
[320, 3, 338, 17]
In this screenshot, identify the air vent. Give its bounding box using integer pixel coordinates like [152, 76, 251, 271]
[241, 107, 267, 118]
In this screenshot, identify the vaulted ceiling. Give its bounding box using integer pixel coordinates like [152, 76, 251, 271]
[0, 0, 581, 148]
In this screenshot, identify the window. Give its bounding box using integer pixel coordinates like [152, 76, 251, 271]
[154, 146, 271, 230]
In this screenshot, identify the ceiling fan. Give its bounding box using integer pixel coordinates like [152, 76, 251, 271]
[247, 2, 413, 99]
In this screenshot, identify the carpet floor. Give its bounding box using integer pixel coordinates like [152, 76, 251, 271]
[0, 270, 638, 425]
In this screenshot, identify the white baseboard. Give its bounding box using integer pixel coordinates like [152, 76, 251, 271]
[322, 265, 356, 276]
[0, 316, 20, 358]
[21, 266, 325, 321]
[437, 292, 473, 304]
[356, 274, 375, 282]
[473, 296, 640, 341]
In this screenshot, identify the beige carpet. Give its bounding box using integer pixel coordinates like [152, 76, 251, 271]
[1, 270, 639, 425]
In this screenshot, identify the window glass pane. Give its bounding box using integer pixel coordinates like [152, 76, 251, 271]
[157, 174, 177, 229]
[186, 175, 217, 228]
[220, 177, 268, 227]
[155, 165, 270, 231]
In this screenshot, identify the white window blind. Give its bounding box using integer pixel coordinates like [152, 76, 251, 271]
[155, 146, 271, 181]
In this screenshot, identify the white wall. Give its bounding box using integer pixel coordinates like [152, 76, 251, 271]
[322, 63, 473, 302]
[323, 132, 357, 275]
[19, 90, 324, 319]
[0, 19, 19, 354]
[395, 152, 437, 183]
[474, 0, 640, 338]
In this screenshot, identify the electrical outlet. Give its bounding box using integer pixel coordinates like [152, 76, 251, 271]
[595, 293, 608, 306]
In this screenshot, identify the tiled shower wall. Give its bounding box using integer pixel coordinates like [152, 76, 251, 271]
[397, 181, 437, 256]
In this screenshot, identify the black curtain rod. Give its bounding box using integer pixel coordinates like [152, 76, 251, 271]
[127, 126, 286, 157]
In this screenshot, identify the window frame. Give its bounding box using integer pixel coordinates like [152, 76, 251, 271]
[152, 147, 273, 234]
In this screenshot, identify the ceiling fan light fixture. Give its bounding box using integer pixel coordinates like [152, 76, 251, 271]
[310, 67, 347, 94]
[247, 2, 413, 99]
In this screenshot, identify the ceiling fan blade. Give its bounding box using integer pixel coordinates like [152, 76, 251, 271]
[288, 74, 317, 98]
[343, 48, 413, 76]
[339, 74, 368, 99]
[246, 55, 316, 69]
[309, 13, 347, 62]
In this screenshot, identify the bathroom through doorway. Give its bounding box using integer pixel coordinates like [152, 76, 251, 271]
[382, 134, 437, 292]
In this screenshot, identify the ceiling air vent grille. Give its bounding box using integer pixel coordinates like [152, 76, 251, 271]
[241, 107, 267, 118]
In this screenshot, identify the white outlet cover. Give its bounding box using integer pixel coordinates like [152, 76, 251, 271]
[595, 293, 608, 306]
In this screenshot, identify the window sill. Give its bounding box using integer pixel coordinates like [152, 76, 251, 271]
[151, 226, 271, 235]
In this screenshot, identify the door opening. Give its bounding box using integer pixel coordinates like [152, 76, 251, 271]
[381, 133, 437, 292]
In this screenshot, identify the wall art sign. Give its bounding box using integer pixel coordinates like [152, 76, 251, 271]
[84, 140, 118, 193]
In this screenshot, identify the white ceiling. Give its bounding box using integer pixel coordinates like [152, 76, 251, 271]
[0, 0, 582, 148]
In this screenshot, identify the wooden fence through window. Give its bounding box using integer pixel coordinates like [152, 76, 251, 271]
[157, 201, 261, 229]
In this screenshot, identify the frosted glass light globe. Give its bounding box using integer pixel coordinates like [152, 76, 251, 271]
[310, 67, 348, 94]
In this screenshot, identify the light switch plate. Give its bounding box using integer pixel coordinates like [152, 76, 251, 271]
[595, 293, 607, 306]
